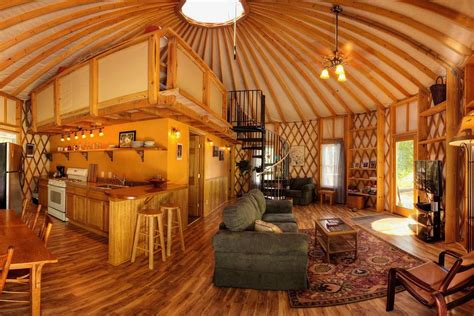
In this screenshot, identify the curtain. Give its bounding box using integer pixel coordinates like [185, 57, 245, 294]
[321, 141, 345, 203]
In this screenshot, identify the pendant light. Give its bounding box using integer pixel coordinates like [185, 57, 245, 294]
[320, 5, 347, 81]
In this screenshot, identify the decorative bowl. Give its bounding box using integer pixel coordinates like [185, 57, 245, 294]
[131, 141, 144, 148]
[148, 178, 167, 188]
[144, 141, 155, 148]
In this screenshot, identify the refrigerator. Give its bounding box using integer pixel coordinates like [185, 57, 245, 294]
[0, 143, 23, 213]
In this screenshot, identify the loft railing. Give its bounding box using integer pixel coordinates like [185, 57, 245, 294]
[228, 90, 265, 128]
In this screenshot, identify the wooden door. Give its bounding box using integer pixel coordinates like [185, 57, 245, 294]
[188, 134, 204, 219]
[392, 134, 417, 217]
[72, 195, 88, 224]
[87, 199, 105, 232]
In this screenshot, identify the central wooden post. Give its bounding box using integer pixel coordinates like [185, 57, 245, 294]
[376, 107, 385, 212]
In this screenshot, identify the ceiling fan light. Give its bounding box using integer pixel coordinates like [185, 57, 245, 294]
[320, 68, 329, 79]
[337, 72, 347, 82]
[335, 64, 345, 75]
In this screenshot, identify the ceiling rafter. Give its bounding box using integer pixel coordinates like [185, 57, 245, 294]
[251, 5, 414, 96]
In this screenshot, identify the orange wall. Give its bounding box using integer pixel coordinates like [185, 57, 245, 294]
[50, 118, 230, 187]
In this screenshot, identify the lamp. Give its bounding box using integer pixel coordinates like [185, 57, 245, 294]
[90, 130, 94, 138]
[99, 128, 104, 137]
[82, 131, 86, 139]
[320, 68, 329, 79]
[66, 134, 71, 141]
[207, 138, 213, 146]
[337, 72, 347, 82]
[170, 127, 181, 139]
[335, 64, 345, 75]
[60, 135, 65, 142]
[74, 132, 79, 140]
[449, 110, 474, 252]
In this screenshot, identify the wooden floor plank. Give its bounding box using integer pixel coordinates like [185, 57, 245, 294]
[1, 203, 472, 315]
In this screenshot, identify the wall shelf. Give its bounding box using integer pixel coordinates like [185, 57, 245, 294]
[48, 147, 167, 162]
[418, 136, 446, 145]
[419, 101, 446, 117]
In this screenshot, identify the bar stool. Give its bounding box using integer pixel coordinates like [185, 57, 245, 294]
[131, 209, 166, 270]
[160, 203, 185, 256]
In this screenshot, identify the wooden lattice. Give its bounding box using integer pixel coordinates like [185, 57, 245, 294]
[384, 108, 391, 211]
[20, 100, 50, 198]
[349, 111, 378, 208]
[233, 144, 251, 196]
[278, 120, 319, 184]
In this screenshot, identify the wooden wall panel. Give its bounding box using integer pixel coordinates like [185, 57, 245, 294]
[279, 120, 320, 183]
[176, 47, 204, 102]
[59, 64, 90, 116]
[204, 176, 228, 216]
[36, 84, 55, 124]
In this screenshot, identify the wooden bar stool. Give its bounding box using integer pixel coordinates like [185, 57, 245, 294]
[131, 209, 166, 270]
[160, 203, 185, 257]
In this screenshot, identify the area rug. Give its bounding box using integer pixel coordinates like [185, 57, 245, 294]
[288, 226, 425, 308]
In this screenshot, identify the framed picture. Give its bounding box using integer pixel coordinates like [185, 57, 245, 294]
[369, 160, 376, 169]
[25, 143, 35, 158]
[362, 161, 369, 168]
[212, 146, 219, 157]
[289, 145, 305, 167]
[353, 162, 360, 168]
[119, 130, 136, 148]
[219, 150, 224, 161]
[177, 143, 183, 160]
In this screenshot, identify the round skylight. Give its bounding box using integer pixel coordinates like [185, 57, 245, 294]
[180, 0, 245, 26]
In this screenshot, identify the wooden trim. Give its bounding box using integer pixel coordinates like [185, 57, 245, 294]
[389, 95, 419, 108]
[89, 59, 98, 117]
[148, 34, 159, 105]
[166, 37, 177, 89]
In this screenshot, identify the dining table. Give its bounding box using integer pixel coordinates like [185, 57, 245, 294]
[0, 209, 58, 316]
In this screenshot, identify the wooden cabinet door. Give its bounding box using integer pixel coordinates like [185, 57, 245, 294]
[86, 199, 105, 232]
[38, 184, 48, 208]
[72, 195, 88, 224]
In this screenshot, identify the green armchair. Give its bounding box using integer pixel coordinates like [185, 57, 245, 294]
[285, 177, 316, 205]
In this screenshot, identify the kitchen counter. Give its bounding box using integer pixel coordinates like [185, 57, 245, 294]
[105, 183, 188, 200]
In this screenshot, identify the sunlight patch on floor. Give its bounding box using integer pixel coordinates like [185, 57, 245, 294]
[370, 217, 417, 236]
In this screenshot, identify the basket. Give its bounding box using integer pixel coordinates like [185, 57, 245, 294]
[430, 76, 446, 105]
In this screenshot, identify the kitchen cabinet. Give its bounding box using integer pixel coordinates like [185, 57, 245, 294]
[38, 178, 48, 208]
[66, 185, 109, 236]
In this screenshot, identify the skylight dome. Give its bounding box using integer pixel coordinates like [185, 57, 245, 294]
[180, 0, 246, 26]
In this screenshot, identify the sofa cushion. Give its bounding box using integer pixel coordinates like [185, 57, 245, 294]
[271, 222, 299, 233]
[223, 198, 260, 231]
[255, 220, 283, 233]
[285, 189, 303, 198]
[248, 189, 266, 216]
[262, 213, 297, 223]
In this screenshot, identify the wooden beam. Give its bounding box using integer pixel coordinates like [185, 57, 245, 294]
[445, 69, 460, 243]
[89, 59, 98, 116]
[376, 107, 385, 212]
[148, 34, 159, 105]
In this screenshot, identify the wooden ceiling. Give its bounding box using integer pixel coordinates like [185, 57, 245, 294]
[0, 0, 473, 122]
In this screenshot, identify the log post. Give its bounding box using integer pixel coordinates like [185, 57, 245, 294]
[445, 69, 459, 243]
[377, 107, 385, 212]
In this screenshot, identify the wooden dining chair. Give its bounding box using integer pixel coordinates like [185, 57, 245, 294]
[386, 250, 474, 315]
[0, 247, 14, 295]
[21, 197, 42, 232]
[38, 215, 53, 247]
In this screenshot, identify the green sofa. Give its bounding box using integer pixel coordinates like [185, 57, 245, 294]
[212, 189, 309, 290]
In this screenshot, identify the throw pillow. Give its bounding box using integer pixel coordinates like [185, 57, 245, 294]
[254, 220, 283, 233]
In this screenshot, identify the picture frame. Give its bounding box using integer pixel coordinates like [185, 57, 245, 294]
[219, 150, 224, 161]
[177, 143, 183, 160]
[289, 145, 305, 167]
[354, 162, 360, 168]
[25, 143, 35, 158]
[369, 160, 376, 169]
[212, 146, 219, 157]
[362, 161, 369, 168]
[119, 130, 136, 148]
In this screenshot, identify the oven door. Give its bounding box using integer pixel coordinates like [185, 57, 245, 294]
[48, 185, 66, 212]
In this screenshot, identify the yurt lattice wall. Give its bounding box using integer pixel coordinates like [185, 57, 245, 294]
[233, 144, 251, 197]
[20, 100, 50, 198]
[349, 111, 378, 208]
[278, 120, 319, 183]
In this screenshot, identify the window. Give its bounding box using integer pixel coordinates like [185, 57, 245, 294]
[321, 143, 342, 188]
[181, 0, 245, 25]
[0, 131, 17, 144]
[395, 139, 415, 209]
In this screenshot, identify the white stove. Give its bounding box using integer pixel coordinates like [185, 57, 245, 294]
[48, 168, 88, 221]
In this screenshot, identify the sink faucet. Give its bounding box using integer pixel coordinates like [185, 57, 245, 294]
[113, 174, 127, 186]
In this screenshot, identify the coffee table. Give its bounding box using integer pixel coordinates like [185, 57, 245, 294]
[315, 217, 358, 263]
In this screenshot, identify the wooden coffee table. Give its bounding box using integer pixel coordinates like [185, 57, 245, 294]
[315, 217, 358, 263]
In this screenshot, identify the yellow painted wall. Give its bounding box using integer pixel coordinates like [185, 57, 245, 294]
[49, 118, 231, 207]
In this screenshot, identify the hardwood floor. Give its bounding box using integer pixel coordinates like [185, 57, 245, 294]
[1, 203, 473, 315]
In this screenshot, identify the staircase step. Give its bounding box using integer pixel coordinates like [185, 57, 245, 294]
[252, 155, 263, 158]
[233, 126, 264, 133]
[243, 146, 263, 150]
[237, 137, 264, 142]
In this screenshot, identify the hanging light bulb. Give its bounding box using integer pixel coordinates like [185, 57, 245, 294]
[66, 134, 71, 141]
[82, 131, 86, 139]
[320, 68, 330, 79]
[337, 72, 347, 82]
[74, 132, 79, 140]
[335, 64, 345, 75]
[99, 128, 104, 137]
[60, 135, 65, 142]
[90, 130, 94, 138]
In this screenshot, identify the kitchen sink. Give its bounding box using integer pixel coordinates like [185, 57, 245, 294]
[95, 183, 127, 189]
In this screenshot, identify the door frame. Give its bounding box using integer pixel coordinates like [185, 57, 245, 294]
[391, 132, 417, 217]
[188, 131, 205, 219]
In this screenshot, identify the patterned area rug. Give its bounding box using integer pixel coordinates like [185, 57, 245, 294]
[288, 226, 425, 308]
